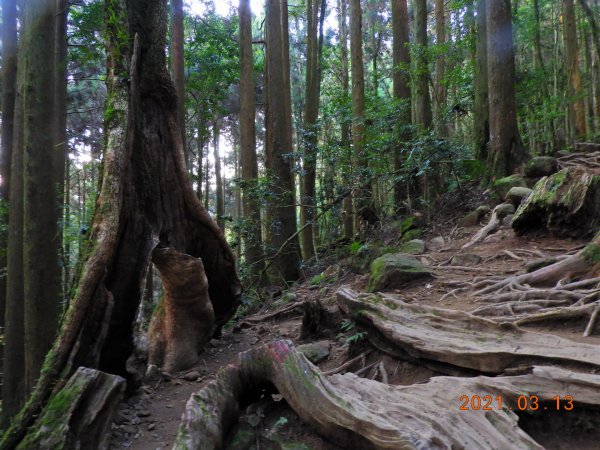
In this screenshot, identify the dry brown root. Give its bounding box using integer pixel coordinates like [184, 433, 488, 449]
[514, 304, 596, 327]
[471, 300, 572, 317]
[584, 303, 600, 337]
[174, 340, 600, 450]
[558, 150, 600, 169]
[240, 301, 306, 325]
[462, 204, 513, 249]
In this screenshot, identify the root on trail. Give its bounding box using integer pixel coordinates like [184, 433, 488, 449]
[336, 288, 600, 373]
[462, 204, 513, 249]
[174, 340, 600, 450]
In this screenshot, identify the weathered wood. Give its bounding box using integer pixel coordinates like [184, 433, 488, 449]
[17, 367, 125, 450]
[174, 340, 600, 450]
[337, 288, 600, 373]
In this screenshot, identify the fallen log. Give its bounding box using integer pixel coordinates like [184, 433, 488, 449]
[336, 287, 600, 373]
[16, 367, 125, 450]
[174, 340, 600, 450]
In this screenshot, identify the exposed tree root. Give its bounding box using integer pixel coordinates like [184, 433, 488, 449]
[462, 204, 512, 249]
[174, 340, 600, 450]
[471, 300, 572, 317]
[513, 304, 596, 327]
[337, 288, 600, 373]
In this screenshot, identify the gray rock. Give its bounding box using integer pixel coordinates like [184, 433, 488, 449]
[506, 186, 532, 206]
[450, 253, 482, 267]
[182, 370, 202, 381]
[493, 175, 528, 200]
[297, 340, 331, 364]
[398, 239, 426, 255]
[458, 205, 490, 227]
[502, 214, 514, 227]
[495, 203, 515, 217]
[524, 156, 559, 178]
[427, 236, 445, 251]
[367, 253, 432, 292]
[143, 364, 160, 384]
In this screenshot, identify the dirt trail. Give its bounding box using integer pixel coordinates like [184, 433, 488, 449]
[110, 220, 599, 449]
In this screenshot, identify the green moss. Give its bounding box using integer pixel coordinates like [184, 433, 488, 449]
[401, 229, 423, 242]
[582, 243, 600, 264]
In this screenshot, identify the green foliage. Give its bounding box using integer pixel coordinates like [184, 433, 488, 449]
[348, 241, 362, 256]
[346, 331, 367, 344]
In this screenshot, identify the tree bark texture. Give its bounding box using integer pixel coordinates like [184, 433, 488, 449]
[300, 0, 325, 261]
[2, 18, 25, 424]
[350, 0, 369, 230]
[474, 0, 490, 162]
[0, 0, 18, 371]
[434, 0, 448, 136]
[0, 0, 241, 445]
[413, 0, 433, 130]
[238, 0, 264, 272]
[392, 0, 412, 207]
[22, 0, 62, 394]
[339, 0, 354, 239]
[563, 0, 587, 140]
[213, 120, 225, 231]
[265, 0, 301, 283]
[485, 0, 527, 181]
[171, 0, 187, 166]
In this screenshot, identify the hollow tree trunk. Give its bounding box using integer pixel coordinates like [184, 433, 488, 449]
[0, 0, 241, 446]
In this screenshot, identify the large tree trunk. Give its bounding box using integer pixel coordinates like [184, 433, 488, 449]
[22, 0, 61, 394]
[0, 0, 18, 394]
[339, 0, 354, 239]
[264, 0, 301, 283]
[392, 0, 412, 208]
[238, 0, 264, 273]
[563, 0, 587, 140]
[413, 0, 433, 130]
[175, 340, 600, 450]
[171, 0, 188, 167]
[474, 0, 490, 162]
[485, 0, 528, 181]
[0, 0, 241, 446]
[2, 9, 25, 423]
[213, 120, 225, 231]
[350, 0, 370, 232]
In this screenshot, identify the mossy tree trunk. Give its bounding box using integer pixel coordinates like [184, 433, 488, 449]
[0, 0, 241, 446]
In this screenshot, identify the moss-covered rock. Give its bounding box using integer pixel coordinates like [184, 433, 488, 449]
[401, 228, 423, 242]
[493, 175, 528, 201]
[398, 239, 426, 255]
[506, 186, 532, 206]
[512, 167, 600, 238]
[297, 340, 331, 364]
[524, 156, 559, 178]
[367, 253, 432, 292]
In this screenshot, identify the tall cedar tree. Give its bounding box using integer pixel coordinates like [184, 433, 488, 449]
[414, 0, 433, 129]
[434, 0, 448, 136]
[474, 0, 490, 161]
[265, 0, 301, 282]
[1, 0, 24, 424]
[213, 120, 225, 230]
[392, 0, 411, 207]
[350, 0, 369, 232]
[300, 0, 326, 260]
[22, 0, 62, 394]
[0, 0, 18, 346]
[563, 0, 587, 140]
[485, 0, 527, 180]
[339, 0, 354, 239]
[238, 0, 264, 272]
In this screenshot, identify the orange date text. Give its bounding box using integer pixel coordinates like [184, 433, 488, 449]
[459, 395, 574, 411]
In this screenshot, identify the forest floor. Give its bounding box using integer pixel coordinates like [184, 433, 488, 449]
[109, 189, 600, 450]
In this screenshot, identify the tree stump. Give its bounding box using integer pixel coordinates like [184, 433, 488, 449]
[512, 166, 600, 238]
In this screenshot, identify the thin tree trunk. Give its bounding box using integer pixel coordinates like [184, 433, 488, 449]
[350, 0, 369, 232]
[339, 0, 354, 239]
[474, 0, 490, 162]
[213, 121, 225, 231]
[563, 0, 587, 140]
[265, 0, 301, 283]
[414, 0, 433, 130]
[239, 0, 264, 272]
[171, 0, 188, 167]
[392, 0, 412, 207]
[435, 0, 448, 136]
[485, 0, 528, 181]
